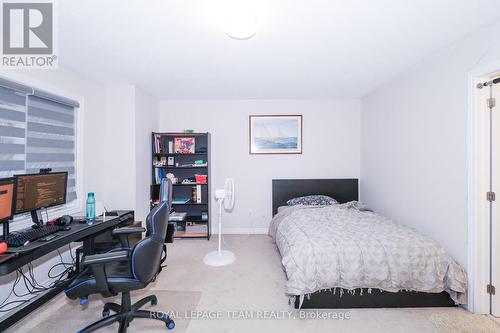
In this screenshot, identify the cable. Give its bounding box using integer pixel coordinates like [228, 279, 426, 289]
[68, 243, 75, 263]
[0, 247, 77, 313]
[0, 272, 19, 307]
[0, 270, 42, 313]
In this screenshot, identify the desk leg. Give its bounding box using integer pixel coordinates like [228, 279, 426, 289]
[83, 236, 95, 255]
[75, 237, 95, 273]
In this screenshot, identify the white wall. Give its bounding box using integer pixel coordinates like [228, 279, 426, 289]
[360, 21, 500, 268]
[134, 88, 159, 222]
[101, 86, 159, 223]
[159, 99, 360, 233]
[101, 86, 136, 211]
[83, 85, 159, 223]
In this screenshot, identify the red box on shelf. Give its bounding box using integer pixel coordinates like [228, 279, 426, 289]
[195, 174, 207, 184]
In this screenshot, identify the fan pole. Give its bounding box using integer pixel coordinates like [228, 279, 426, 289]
[202, 180, 236, 267]
[217, 198, 223, 254]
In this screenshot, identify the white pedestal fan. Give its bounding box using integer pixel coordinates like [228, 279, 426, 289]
[203, 178, 236, 267]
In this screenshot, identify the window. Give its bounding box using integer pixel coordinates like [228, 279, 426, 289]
[0, 77, 80, 212]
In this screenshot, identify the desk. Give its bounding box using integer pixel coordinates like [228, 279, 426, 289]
[0, 210, 134, 331]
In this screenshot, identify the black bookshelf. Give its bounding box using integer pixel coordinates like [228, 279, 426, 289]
[151, 132, 211, 240]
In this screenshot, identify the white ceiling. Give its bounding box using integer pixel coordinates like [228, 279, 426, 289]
[59, 0, 500, 100]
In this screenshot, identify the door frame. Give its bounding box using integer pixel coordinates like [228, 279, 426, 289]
[467, 60, 500, 314]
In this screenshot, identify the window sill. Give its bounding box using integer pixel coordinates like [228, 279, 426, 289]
[9, 200, 82, 232]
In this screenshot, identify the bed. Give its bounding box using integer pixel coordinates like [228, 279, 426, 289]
[270, 179, 467, 309]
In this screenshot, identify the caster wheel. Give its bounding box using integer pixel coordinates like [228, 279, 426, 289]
[166, 321, 175, 330]
[102, 309, 110, 317]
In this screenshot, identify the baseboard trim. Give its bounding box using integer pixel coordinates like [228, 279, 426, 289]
[220, 227, 268, 234]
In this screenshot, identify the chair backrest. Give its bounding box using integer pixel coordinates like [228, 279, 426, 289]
[159, 177, 173, 206]
[146, 178, 172, 238]
[131, 178, 172, 283]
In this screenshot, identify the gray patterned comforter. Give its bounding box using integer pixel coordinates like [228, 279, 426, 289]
[269, 203, 467, 304]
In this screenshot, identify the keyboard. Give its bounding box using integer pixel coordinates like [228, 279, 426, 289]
[6, 225, 64, 247]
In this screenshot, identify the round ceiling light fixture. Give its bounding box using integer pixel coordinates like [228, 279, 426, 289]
[224, 9, 257, 40]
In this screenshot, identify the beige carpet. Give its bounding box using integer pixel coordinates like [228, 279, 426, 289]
[7, 235, 500, 332]
[7, 290, 201, 333]
[429, 311, 500, 332]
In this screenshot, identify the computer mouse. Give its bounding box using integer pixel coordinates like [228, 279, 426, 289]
[55, 215, 73, 226]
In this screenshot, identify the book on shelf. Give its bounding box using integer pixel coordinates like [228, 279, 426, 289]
[169, 212, 187, 222]
[176, 162, 207, 168]
[174, 137, 195, 154]
[153, 134, 162, 153]
[172, 198, 191, 204]
[154, 167, 164, 184]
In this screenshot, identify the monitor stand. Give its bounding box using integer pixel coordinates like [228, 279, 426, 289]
[30, 209, 45, 228]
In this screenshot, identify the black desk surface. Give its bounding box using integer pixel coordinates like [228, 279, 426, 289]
[0, 210, 134, 276]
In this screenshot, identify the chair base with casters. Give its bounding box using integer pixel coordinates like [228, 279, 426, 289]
[77, 292, 175, 333]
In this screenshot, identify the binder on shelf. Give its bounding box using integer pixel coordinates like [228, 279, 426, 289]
[196, 185, 202, 203]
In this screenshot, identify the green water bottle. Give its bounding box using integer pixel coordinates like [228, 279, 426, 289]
[86, 192, 95, 225]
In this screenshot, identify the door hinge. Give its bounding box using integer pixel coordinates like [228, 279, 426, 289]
[487, 284, 496, 295]
[487, 98, 496, 109]
[487, 191, 496, 202]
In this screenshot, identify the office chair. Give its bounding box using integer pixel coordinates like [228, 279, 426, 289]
[65, 179, 174, 333]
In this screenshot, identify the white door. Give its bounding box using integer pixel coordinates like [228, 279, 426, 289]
[491, 81, 500, 316]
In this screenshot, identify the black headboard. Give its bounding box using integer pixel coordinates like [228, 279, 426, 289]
[272, 179, 359, 215]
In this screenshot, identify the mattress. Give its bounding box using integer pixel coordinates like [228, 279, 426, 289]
[268, 203, 467, 304]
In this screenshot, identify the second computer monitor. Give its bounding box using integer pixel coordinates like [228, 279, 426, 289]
[0, 177, 16, 223]
[15, 172, 68, 217]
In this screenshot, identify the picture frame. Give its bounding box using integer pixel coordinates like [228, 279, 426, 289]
[249, 115, 303, 154]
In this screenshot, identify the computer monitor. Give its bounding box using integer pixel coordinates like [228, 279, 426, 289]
[14, 172, 68, 226]
[0, 177, 16, 223]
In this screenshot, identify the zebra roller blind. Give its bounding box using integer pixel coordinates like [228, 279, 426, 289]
[0, 77, 79, 204]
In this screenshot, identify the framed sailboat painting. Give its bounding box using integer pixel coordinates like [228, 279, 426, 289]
[249, 115, 303, 154]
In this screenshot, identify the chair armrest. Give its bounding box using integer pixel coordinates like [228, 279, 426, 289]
[112, 227, 145, 248]
[81, 250, 129, 267]
[112, 227, 145, 235]
[80, 251, 130, 296]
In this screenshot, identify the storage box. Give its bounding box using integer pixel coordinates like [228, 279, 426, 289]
[195, 174, 207, 184]
[186, 222, 207, 234]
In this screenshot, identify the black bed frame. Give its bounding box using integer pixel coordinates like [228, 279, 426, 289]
[272, 179, 456, 309]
